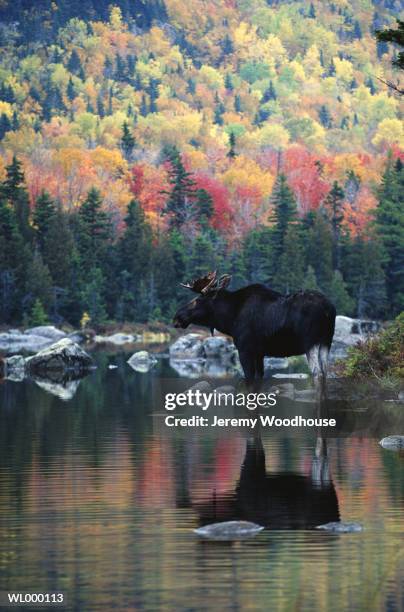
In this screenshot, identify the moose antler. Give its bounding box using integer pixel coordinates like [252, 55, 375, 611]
[180, 271, 218, 294]
[180, 271, 232, 294]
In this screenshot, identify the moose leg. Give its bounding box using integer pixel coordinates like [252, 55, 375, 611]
[306, 344, 321, 378]
[238, 350, 256, 387]
[319, 345, 330, 378]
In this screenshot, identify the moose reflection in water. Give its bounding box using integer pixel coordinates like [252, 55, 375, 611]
[188, 432, 339, 531]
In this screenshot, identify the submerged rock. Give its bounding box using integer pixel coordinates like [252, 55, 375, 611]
[379, 436, 404, 451]
[194, 520, 264, 540]
[127, 350, 157, 373]
[272, 372, 309, 379]
[316, 522, 363, 533]
[25, 338, 92, 374]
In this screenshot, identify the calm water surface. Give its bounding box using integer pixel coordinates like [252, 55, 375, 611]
[0, 349, 403, 611]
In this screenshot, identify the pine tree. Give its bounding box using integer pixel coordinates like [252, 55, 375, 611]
[24, 250, 53, 316]
[262, 81, 277, 102]
[234, 94, 242, 113]
[329, 270, 354, 314]
[67, 77, 76, 102]
[195, 188, 214, 219]
[162, 147, 196, 229]
[0, 196, 27, 321]
[308, 2, 316, 18]
[269, 174, 298, 268]
[214, 92, 225, 125]
[33, 191, 56, 251]
[324, 181, 345, 269]
[306, 212, 333, 294]
[227, 132, 237, 159]
[0, 113, 11, 139]
[303, 265, 319, 290]
[68, 49, 82, 74]
[120, 121, 136, 161]
[28, 298, 49, 326]
[221, 34, 234, 55]
[77, 187, 112, 272]
[81, 267, 107, 325]
[225, 73, 233, 91]
[243, 227, 273, 284]
[1, 155, 32, 242]
[374, 157, 404, 315]
[319, 105, 332, 128]
[275, 223, 305, 293]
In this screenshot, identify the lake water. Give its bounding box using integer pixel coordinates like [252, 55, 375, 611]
[0, 349, 403, 611]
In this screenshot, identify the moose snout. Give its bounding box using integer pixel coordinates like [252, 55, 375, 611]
[173, 315, 185, 328]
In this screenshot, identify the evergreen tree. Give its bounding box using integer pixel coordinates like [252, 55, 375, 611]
[306, 212, 333, 293]
[149, 78, 160, 113]
[24, 250, 53, 316]
[221, 34, 234, 55]
[28, 298, 49, 326]
[324, 181, 345, 269]
[225, 73, 233, 91]
[234, 94, 242, 113]
[0, 113, 11, 139]
[140, 94, 148, 116]
[318, 104, 332, 128]
[162, 147, 196, 229]
[68, 49, 82, 74]
[308, 2, 316, 18]
[120, 121, 136, 161]
[214, 92, 225, 125]
[67, 76, 76, 102]
[81, 267, 107, 325]
[33, 190, 56, 251]
[0, 196, 27, 321]
[329, 270, 354, 314]
[77, 187, 112, 272]
[226, 248, 246, 289]
[275, 223, 305, 293]
[227, 131, 237, 159]
[243, 227, 272, 284]
[374, 157, 404, 315]
[195, 188, 214, 220]
[97, 93, 105, 118]
[262, 81, 277, 102]
[269, 174, 298, 268]
[1, 155, 32, 242]
[303, 265, 319, 290]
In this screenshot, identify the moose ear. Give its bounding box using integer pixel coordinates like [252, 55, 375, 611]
[217, 274, 232, 290]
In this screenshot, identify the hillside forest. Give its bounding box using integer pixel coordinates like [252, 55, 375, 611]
[0, 0, 403, 327]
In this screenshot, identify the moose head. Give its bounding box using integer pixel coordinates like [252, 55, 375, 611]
[173, 271, 232, 330]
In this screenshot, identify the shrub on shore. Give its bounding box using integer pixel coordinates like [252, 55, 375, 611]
[341, 313, 404, 381]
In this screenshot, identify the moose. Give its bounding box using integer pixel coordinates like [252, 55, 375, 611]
[173, 271, 336, 385]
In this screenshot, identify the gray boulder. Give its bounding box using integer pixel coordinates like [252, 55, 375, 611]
[194, 521, 264, 540]
[25, 338, 92, 374]
[169, 333, 205, 359]
[203, 336, 236, 363]
[127, 350, 157, 373]
[330, 316, 381, 361]
[379, 435, 404, 451]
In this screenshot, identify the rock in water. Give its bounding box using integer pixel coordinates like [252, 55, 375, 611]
[194, 521, 264, 540]
[169, 333, 205, 359]
[4, 355, 26, 381]
[127, 351, 157, 373]
[379, 436, 404, 451]
[25, 338, 92, 374]
[316, 522, 363, 533]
